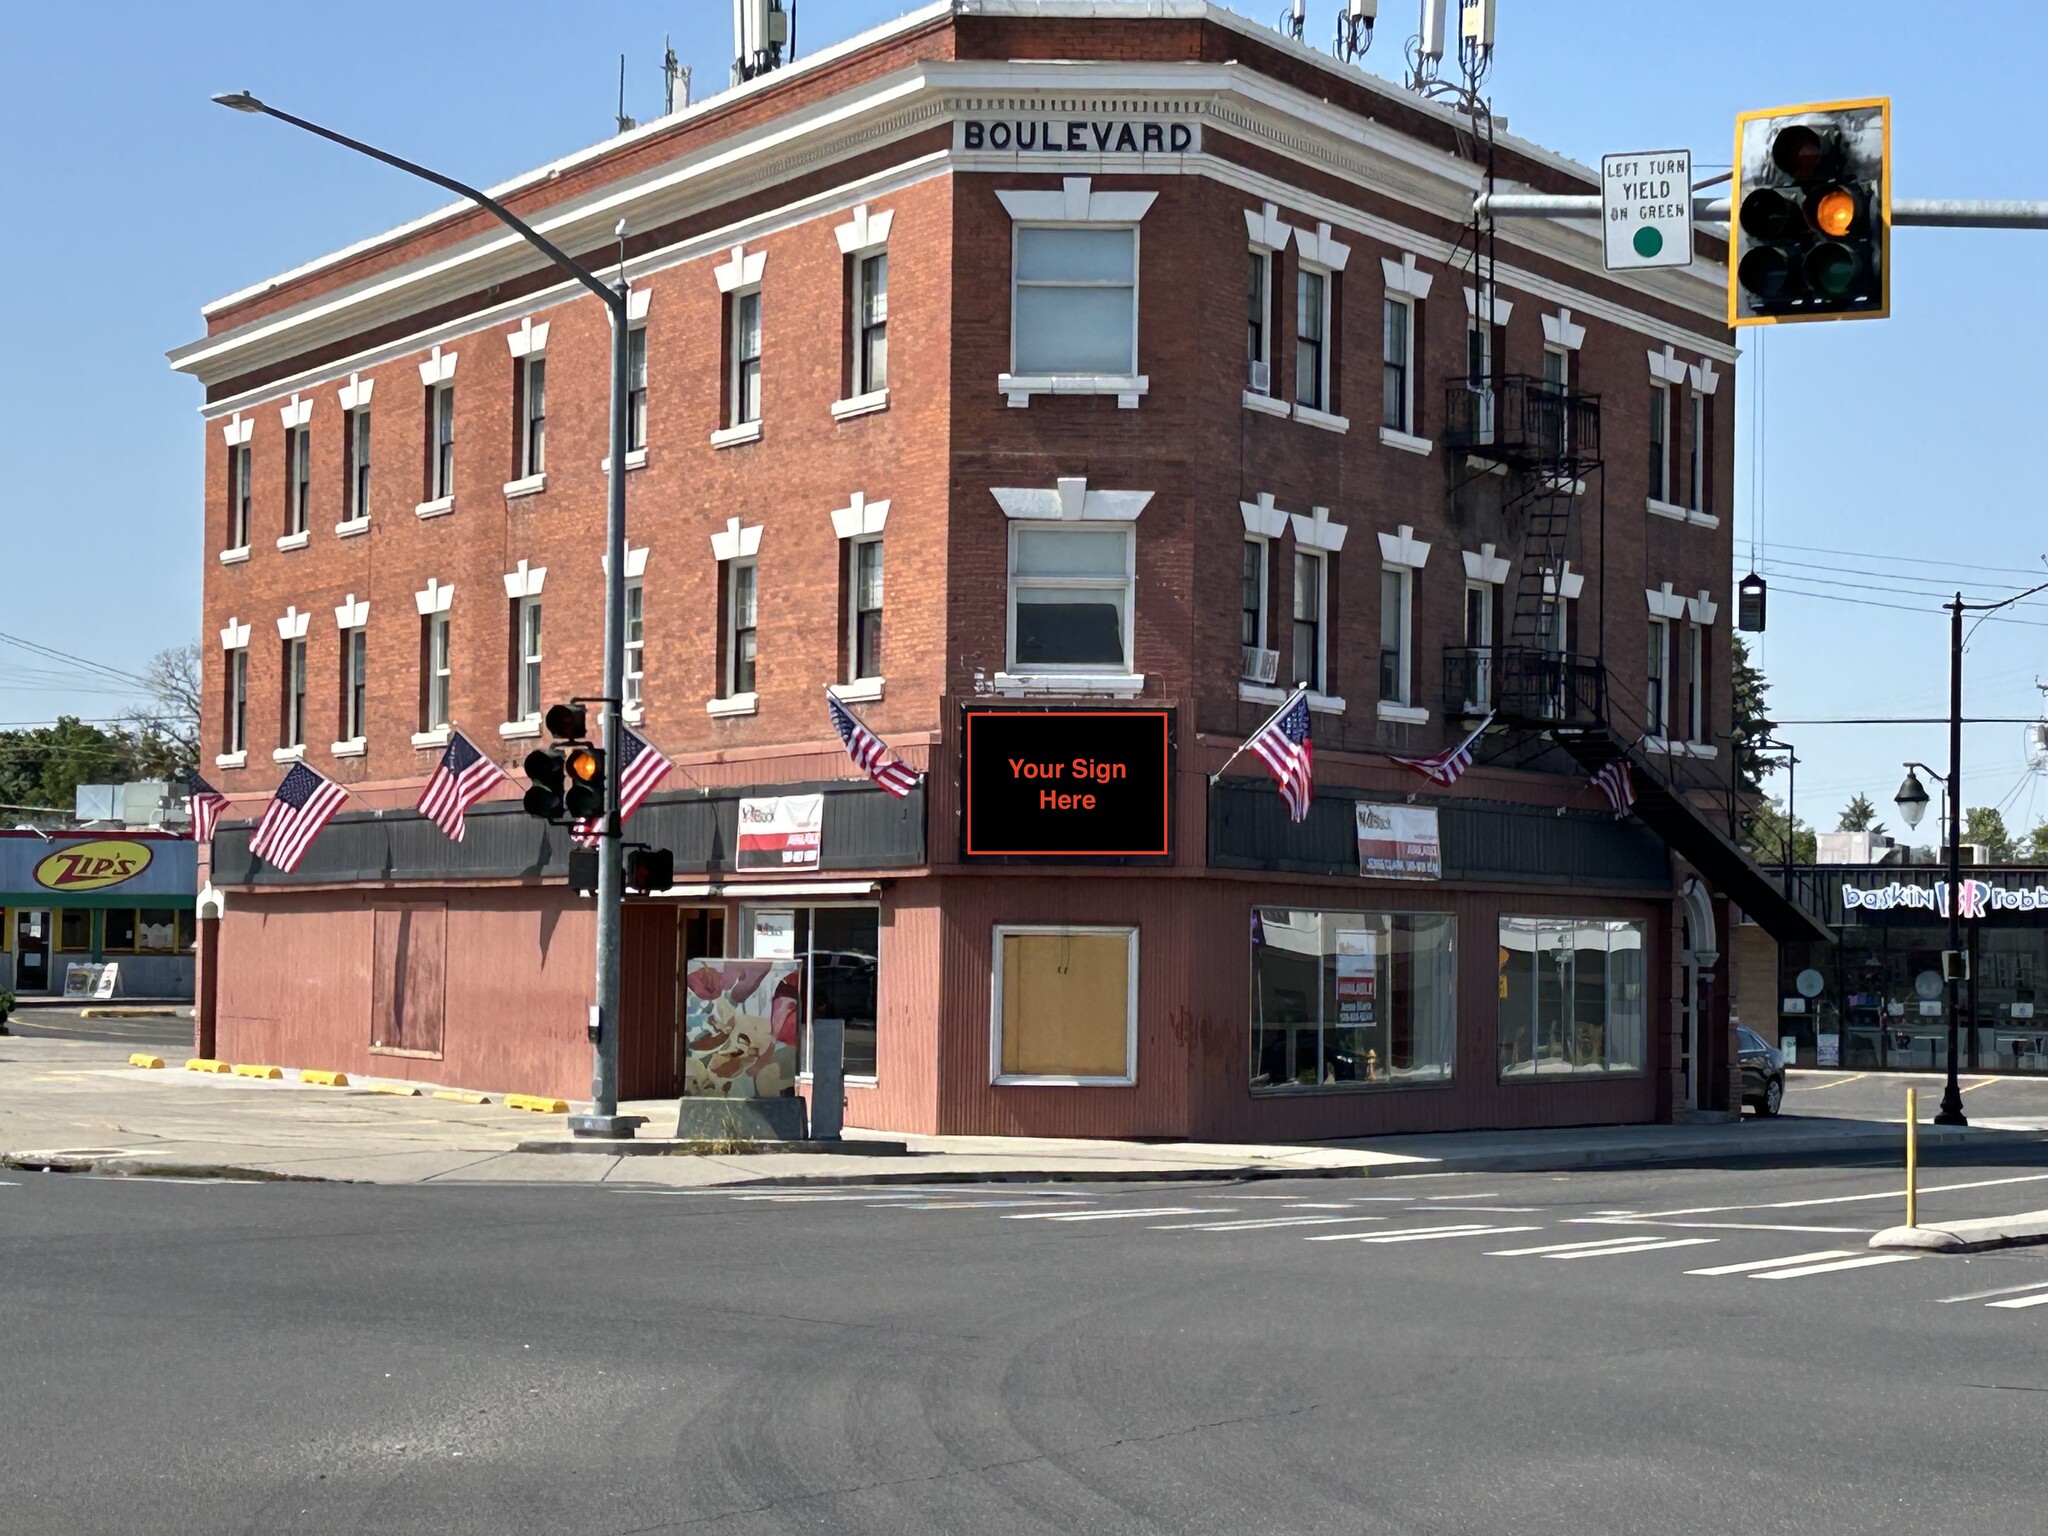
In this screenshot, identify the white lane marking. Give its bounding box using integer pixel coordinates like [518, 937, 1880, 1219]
[1283, 1203, 1355, 1210]
[875, 1200, 1081, 1210]
[1410, 1205, 1544, 1214]
[1488, 1234, 1670, 1257]
[1551, 1237, 1719, 1260]
[1751, 1253, 1922, 1280]
[736, 1192, 946, 1203]
[1421, 1192, 1501, 1201]
[1003, 1207, 1234, 1222]
[1631, 1172, 2048, 1221]
[1937, 1278, 2048, 1304]
[1569, 1218, 1872, 1235]
[1312, 1224, 1541, 1245]
[1986, 1291, 2048, 1310]
[1689, 1250, 1857, 1276]
[1151, 1214, 1385, 1232]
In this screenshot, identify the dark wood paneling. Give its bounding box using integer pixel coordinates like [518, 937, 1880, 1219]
[619, 902, 680, 1099]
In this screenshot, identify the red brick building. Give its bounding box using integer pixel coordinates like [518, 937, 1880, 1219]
[171, 1, 1823, 1138]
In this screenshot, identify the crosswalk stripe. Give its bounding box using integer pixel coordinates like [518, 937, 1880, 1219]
[1550, 1237, 1718, 1260]
[1312, 1223, 1541, 1245]
[874, 1200, 1081, 1210]
[1487, 1234, 1671, 1257]
[1150, 1214, 1386, 1232]
[1986, 1290, 2048, 1310]
[1002, 1207, 1233, 1222]
[1937, 1278, 2048, 1304]
[1749, 1253, 1922, 1280]
[1688, 1250, 1856, 1276]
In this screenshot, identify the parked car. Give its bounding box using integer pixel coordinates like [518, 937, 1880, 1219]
[1738, 1026, 1786, 1117]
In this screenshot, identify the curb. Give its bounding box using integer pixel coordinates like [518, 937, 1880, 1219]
[1869, 1208, 2048, 1253]
[515, 1136, 913, 1157]
[1, 1153, 339, 1182]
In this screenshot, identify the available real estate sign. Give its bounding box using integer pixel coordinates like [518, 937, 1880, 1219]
[1355, 804, 1442, 881]
[735, 795, 823, 873]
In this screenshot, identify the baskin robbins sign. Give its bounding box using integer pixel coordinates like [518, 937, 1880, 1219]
[1842, 878, 2048, 919]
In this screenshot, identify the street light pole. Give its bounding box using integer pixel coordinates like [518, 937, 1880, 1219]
[214, 93, 638, 1137]
[1940, 593, 1967, 1125]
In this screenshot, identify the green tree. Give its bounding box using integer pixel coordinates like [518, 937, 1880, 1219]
[1837, 793, 1885, 835]
[2024, 823, 2048, 864]
[1745, 796, 1816, 867]
[0, 717, 143, 812]
[1963, 806, 2016, 864]
[1729, 633, 1772, 801]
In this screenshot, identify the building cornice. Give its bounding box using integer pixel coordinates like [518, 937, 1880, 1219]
[176, 57, 1731, 398]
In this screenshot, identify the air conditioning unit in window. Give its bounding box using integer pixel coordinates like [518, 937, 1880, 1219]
[1247, 359, 1270, 394]
[1242, 646, 1280, 684]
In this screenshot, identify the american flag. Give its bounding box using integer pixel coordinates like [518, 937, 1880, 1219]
[417, 730, 509, 842]
[183, 768, 229, 845]
[1388, 712, 1495, 786]
[248, 762, 349, 873]
[1591, 757, 1636, 816]
[1248, 690, 1314, 823]
[573, 723, 673, 846]
[827, 691, 920, 798]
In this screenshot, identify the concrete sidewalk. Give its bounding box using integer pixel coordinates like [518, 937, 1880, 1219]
[4, 1027, 2042, 1188]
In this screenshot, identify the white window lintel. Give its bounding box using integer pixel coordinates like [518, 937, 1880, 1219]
[996, 177, 1156, 224]
[504, 559, 547, 600]
[334, 594, 370, 630]
[993, 476, 1151, 523]
[1462, 543, 1510, 585]
[1381, 252, 1434, 300]
[710, 515, 763, 562]
[276, 605, 311, 640]
[714, 243, 767, 294]
[1378, 524, 1432, 570]
[1290, 506, 1347, 553]
[832, 491, 891, 540]
[834, 202, 894, 254]
[218, 617, 251, 652]
[417, 344, 457, 385]
[506, 316, 550, 358]
[1646, 582, 1690, 621]
[1542, 307, 1588, 351]
[414, 578, 455, 616]
[1239, 492, 1289, 540]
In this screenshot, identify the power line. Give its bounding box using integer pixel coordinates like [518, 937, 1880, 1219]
[1755, 538, 2047, 579]
[0, 631, 153, 690]
[1753, 552, 2048, 595]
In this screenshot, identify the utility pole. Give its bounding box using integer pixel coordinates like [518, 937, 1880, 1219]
[214, 92, 641, 1138]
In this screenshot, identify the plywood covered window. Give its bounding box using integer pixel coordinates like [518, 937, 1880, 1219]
[992, 925, 1137, 1086]
[372, 904, 446, 1057]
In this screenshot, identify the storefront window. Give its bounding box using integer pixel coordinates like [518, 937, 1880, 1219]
[994, 925, 1137, 1084]
[59, 910, 92, 952]
[738, 905, 880, 1079]
[102, 909, 137, 953]
[1252, 909, 1456, 1090]
[137, 909, 179, 951]
[1498, 916, 1646, 1079]
[178, 910, 197, 951]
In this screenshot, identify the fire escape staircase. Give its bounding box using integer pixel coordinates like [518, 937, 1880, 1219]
[1439, 373, 1831, 946]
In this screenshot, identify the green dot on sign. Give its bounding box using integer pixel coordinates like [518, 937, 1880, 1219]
[1633, 226, 1664, 258]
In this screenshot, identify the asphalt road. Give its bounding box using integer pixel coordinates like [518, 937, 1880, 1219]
[6, 1153, 2048, 1536]
[1785, 1067, 2048, 1127]
[5, 1006, 191, 1051]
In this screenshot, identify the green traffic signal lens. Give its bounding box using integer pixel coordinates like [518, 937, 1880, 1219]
[1737, 246, 1795, 303]
[1739, 188, 1804, 243]
[1804, 242, 1863, 297]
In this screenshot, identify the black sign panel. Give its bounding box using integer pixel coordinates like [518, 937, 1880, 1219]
[962, 706, 1173, 861]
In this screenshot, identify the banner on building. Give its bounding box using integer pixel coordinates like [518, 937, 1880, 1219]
[735, 794, 823, 872]
[1355, 803, 1443, 881]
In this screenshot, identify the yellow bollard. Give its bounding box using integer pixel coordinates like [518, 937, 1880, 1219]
[1905, 1086, 1919, 1229]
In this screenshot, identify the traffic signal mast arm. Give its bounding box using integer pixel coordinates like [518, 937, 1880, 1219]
[1476, 193, 2048, 229]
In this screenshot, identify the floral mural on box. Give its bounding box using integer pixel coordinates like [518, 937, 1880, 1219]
[682, 958, 801, 1098]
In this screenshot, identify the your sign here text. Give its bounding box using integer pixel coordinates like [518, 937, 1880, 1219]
[962, 708, 1172, 860]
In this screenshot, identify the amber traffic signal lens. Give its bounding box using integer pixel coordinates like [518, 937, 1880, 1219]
[567, 748, 600, 782]
[1813, 187, 1858, 237]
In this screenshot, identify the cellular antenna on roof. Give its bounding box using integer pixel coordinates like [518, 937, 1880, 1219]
[732, 0, 791, 85]
[1333, 1, 1377, 63]
[615, 55, 636, 135]
[1277, 0, 1306, 41]
[662, 36, 692, 114]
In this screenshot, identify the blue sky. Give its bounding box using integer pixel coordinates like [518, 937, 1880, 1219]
[5, 1, 2044, 839]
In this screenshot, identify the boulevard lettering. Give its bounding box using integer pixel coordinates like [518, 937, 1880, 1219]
[958, 118, 1196, 155]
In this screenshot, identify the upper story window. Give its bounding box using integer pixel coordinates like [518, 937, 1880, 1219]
[1241, 537, 1267, 653]
[1646, 617, 1671, 737]
[726, 559, 758, 696]
[429, 381, 456, 500]
[286, 424, 311, 536]
[1247, 249, 1271, 394]
[1382, 296, 1413, 433]
[1686, 619, 1707, 744]
[849, 537, 884, 682]
[519, 357, 546, 478]
[1688, 390, 1706, 514]
[1295, 266, 1329, 412]
[228, 442, 251, 550]
[422, 612, 452, 732]
[217, 618, 251, 762]
[624, 579, 645, 707]
[346, 408, 371, 522]
[1648, 381, 1670, 503]
[1014, 226, 1137, 378]
[1379, 565, 1412, 707]
[514, 596, 543, 720]
[729, 291, 762, 428]
[627, 326, 649, 452]
[997, 179, 1156, 408]
[854, 253, 889, 397]
[342, 624, 368, 743]
[1009, 523, 1134, 674]
[1291, 550, 1326, 695]
[281, 635, 308, 749]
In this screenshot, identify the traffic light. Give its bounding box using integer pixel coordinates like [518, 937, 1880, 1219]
[545, 703, 586, 740]
[523, 748, 566, 820]
[624, 847, 673, 894]
[1730, 98, 1889, 326]
[563, 746, 606, 823]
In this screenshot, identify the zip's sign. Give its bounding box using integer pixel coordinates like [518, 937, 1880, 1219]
[1601, 149, 1693, 271]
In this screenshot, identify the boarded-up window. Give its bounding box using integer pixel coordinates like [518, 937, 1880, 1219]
[994, 927, 1136, 1084]
[372, 905, 446, 1055]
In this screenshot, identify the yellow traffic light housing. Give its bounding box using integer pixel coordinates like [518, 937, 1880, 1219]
[1730, 97, 1890, 327]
